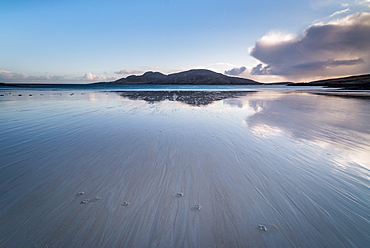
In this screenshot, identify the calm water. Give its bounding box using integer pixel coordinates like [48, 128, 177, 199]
[0, 87, 369, 247]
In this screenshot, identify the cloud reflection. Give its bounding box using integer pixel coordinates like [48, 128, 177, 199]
[248, 123, 283, 138]
[244, 91, 370, 167]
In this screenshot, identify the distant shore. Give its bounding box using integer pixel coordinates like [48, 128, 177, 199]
[2, 71, 370, 89]
[288, 74, 370, 90]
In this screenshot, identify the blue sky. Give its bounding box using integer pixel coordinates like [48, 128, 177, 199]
[1, 0, 370, 83]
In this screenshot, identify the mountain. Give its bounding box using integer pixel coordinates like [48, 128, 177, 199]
[95, 69, 261, 85]
[289, 74, 370, 90]
[119, 71, 167, 84]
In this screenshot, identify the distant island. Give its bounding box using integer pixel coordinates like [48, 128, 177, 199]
[94, 69, 261, 85]
[290, 74, 370, 90]
[95, 69, 370, 89]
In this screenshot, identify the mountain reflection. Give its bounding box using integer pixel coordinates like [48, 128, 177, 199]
[116, 91, 255, 106]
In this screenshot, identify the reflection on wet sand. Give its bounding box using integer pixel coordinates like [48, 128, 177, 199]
[309, 90, 370, 99]
[245, 92, 370, 149]
[116, 90, 254, 106]
[0, 89, 369, 247]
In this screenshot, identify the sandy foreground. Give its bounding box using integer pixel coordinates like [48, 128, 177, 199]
[0, 89, 369, 247]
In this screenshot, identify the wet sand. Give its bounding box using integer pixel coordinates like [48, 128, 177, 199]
[0, 89, 369, 247]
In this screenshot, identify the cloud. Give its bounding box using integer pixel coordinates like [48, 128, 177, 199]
[79, 72, 118, 82]
[81, 72, 104, 81]
[356, 0, 370, 8]
[115, 69, 145, 75]
[224, 66, 247, 76]
[0, 69, 118, 83]
[249, 12, 370, 81]
[0, 69, 66, 82]
[329, 8, 350, 18]
[250, 64, 270, 75]
[245, 91, 370, 146]
[292, 58, 364, 70]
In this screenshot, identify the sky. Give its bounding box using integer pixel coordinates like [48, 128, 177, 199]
[1, 0, 370, 83]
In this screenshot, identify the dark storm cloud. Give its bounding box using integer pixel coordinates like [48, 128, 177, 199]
[249, 12, 370, 78]
[292, 58, 365, 70]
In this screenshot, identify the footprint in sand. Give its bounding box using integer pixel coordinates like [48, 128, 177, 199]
[191, 204, 202, 211]
[80, 199, 89, 204]
[258, 225, 267, 231]
[175, 192, 184, 198]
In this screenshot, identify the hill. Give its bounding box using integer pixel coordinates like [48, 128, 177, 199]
[95, 69, 261, 85]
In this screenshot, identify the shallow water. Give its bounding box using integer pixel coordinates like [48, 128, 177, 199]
[0, 89, 369, 247]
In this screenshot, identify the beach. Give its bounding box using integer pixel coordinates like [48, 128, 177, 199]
[0, 87, 369, 247]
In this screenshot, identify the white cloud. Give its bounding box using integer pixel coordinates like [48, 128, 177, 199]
[329, 8, 350, 18]
[355, 0, 370, 7]
[312, 0, 370, 9]
[0, 69, 66, 82]
[327, 10, 370, 24]
[79, 72, 118, 82]
[0, 69, 118, 83]
[258, 31, 297, 45]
